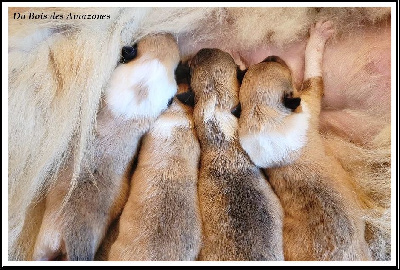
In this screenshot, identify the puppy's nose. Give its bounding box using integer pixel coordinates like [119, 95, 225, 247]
[175, 61, 191, 85]
[284, 96, 301, 111]
[120, 44, 137, 63]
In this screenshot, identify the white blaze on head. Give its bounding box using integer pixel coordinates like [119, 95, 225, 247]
[239, 103, 311, 168]
[151, 108, 191, 139]
[200, 94, 238, 142]
[215, 108, 238, 142]
[105, 57, 177, 120]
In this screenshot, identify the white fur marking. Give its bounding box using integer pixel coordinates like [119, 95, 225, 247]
[105, 58, 177, 119]
[240, 103, 311, 168]
[215, 108, 238, 142]
[9, 28, 53, 52]
[151, 113, 190, 138]
[202, 95, 217, 123]
[201, 95, 238, 142]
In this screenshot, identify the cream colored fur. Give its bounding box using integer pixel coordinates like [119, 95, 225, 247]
[8, 7, 391, 261]
[107, 88, 201, 261]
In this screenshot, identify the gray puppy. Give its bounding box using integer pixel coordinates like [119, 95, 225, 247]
[189, 48, 284, 261]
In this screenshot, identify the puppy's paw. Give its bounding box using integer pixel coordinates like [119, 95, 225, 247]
[34, 218, 99, 261]
[33, 198, 102, 261]
[33, 219, 66, 261]
[309, 20, 335, 46]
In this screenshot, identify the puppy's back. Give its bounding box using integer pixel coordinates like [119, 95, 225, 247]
[190, 48, 284, 261]
[108, 93, 202, 261]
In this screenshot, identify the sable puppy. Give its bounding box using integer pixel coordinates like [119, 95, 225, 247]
[108, 82, 202, 261]
[238, 21, 371, 260]
[32, 33, 180, 261]
[190, 48, 284, 261]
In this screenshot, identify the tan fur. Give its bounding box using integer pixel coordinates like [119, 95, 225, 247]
[31, 33, 180, 261]
[8, 7, 391, 261]
[108, 86, 202, 261]
[237, 22, 372, 260]
[323, 126, 391, 261]
[191, 48, 284, 261]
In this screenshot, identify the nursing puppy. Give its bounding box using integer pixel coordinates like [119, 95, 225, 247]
[32, 33, 180, 261]
[108, 81, 202, 261]
[238, 21, 371, 260]
[189, 48, 284, 261]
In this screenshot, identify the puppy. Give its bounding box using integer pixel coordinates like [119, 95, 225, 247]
[32, 33, 180, 261]
[108, 78, 202, 261]
[238, 21, 372, 260]
[189, 48, 284, 261]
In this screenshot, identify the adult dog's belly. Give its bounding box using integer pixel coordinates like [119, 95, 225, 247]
[8, 6, 392, 146]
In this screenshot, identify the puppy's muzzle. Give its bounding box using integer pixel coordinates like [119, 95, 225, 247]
[175, 61, 191, 85]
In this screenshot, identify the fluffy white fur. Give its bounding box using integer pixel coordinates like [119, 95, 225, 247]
[106, 58, 177, 119]
[240, 103, 311, 168]
[7, 7, 391, 261]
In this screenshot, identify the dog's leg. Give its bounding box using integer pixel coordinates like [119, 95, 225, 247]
[301, 21, 334, 125]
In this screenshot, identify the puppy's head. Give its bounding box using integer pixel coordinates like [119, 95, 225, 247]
[105, 33, 180, 120]
[136, 33, 181, 70]
[240, 56, 301, 114]
[189, 48, 240, 110]
[238, 56, 310, 168]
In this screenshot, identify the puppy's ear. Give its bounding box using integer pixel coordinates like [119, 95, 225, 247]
[237, 67, 247, 84]
[231, 103, 241, 118]
[120, 44, 138, 64]
[175, 61, 191, 85]
[176, 88, 195, 107]
[284, 97, 301, 111]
